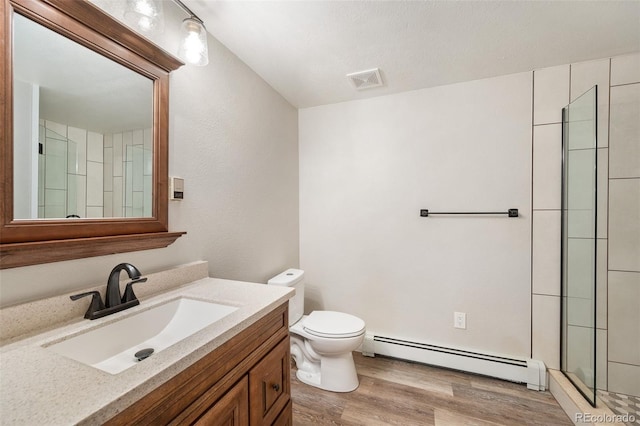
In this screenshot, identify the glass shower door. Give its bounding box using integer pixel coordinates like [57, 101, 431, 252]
[561, 85, 598, 406]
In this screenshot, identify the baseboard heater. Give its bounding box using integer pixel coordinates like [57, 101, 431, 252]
[361, 333, 546, 391]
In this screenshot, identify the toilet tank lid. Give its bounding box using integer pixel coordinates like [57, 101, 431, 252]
[267, 268, 304, 286]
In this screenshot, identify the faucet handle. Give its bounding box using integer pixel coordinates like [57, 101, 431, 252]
[70, 291, 105, 319]
[122, 277, 147, 303]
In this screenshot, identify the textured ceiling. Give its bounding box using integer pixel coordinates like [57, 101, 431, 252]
[186, 0, 640, 109]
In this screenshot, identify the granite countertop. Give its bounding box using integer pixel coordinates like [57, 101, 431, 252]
[0, 277, 293, 425]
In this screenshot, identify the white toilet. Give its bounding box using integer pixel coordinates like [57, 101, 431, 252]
[268, 269, 365, 392]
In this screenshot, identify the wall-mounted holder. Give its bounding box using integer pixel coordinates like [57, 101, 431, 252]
[420, 208, 519, 217]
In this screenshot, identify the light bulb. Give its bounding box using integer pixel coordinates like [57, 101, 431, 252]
[124, 0, 164, 34]
[178, 18, 209, 66]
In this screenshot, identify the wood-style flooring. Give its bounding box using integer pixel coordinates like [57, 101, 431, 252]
[291, 353, 572, 425]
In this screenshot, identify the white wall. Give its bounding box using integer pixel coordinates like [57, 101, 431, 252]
[0, 3, 299, 307]
[299, 73, 533, 358]
[12, 80, 38, 219]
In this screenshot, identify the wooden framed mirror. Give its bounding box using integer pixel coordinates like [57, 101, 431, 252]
[1, 0, 185, 268]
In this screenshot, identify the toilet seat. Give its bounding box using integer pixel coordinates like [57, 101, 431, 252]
[303, 311, 365, 338]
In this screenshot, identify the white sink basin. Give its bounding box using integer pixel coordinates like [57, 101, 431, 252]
[46, 297, 238, 374]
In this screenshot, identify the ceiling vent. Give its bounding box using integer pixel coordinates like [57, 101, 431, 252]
[346, 68, 383, 90]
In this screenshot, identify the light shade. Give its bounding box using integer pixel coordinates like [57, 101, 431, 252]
[177, 18, 209, 66]
[124, 0, 164, 34]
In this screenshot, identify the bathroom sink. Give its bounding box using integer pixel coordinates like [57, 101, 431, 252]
[46, 297, 237, 374]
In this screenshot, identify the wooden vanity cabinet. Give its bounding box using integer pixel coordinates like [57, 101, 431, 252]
[105, 302, 291, 426]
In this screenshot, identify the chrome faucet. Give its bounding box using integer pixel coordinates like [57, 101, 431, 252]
[71, 263, 147, 320]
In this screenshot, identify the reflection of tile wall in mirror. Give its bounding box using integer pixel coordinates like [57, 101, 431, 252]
[33, 121, 153, 219]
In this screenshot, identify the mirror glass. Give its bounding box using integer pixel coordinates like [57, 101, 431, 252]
[12, 12, 154, 220]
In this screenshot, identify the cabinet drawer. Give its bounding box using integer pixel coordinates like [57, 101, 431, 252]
[249, 336, 290, 425]
[194, 377, 248, 426]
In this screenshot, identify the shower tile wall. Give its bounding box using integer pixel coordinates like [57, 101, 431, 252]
[531, 52, 640, 397]
[607, 54, 640, 397]
[39, 120, 151, 219]
[531, 64, 568, 370]
[103, 129, 151, 217]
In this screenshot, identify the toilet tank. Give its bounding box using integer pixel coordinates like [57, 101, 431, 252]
[267, 269, 304, 325]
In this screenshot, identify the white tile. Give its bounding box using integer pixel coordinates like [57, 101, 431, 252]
[611, 53, 640, 86]
[608, 271, 640, 365]
[66, 174, 77, 215]
[104, 147, 113, 192]
[144, 147, 152, 176]
[66, 140, 78, 175]
[104, 191, 113, 217]
[133, 191, 144, 211]
[75, 175, 86, 218]
[132, 191, 144, 217]
[125, 157, 133, 207]
[132, 129, 144, 146]
[37, 155, 45, 207]
[567, 149, 596, 239]
[113, 176, 123, 217]
[570, 59, 610, 148]
[597, 149, 608, 239]
[596, 239, 607, 330]
[533, 124, 562, 210]
[68, 127, 87, 175]
[86, 206, 104, 218]
[533, 210, 561, 296]
[86, 161, 104, 207]
[112, 133, 123, 177]
[143, 128, 153, 151]
[565, 325, 595, 388]
[609, 83, 640, 179]
[567, 296, 593, 328]
[534, 65, 570, 125]
[103, 133, 112, 148]
[44, 139, 67, 190]
[567, 238, 595, 300]
[532, 294, 560, 369]
[44, 189, 66, 218]
[608, 362, 640, 396]
[132, 146, 144, 192]
[123, 131, 132, 148]
[45, 121, 66, 138]
[596, 329, 607, 390]
[609, 179, 640, 271]
[87, 131, 103, 162]
[144, 175, 152, 217]
[567, 209, 594, 240]
[566, 116, 595, 151]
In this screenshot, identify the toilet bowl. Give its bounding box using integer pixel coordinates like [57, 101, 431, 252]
[268, 269, 365, 392]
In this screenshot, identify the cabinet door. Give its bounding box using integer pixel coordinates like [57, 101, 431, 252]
[195, 377, 249, 426]
[249, 337, 290, 425]
[272, 400, 292, 426]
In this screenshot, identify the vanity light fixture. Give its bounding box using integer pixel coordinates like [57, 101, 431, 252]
[173, 0, 209, 66]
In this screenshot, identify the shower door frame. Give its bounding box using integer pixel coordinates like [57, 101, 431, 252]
[560, 85, 598, 407]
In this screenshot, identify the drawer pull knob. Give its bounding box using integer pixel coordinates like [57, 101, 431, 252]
[272, 383, 280, 392]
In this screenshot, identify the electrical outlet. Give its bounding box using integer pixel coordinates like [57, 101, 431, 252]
[454, 312, 466, 329]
